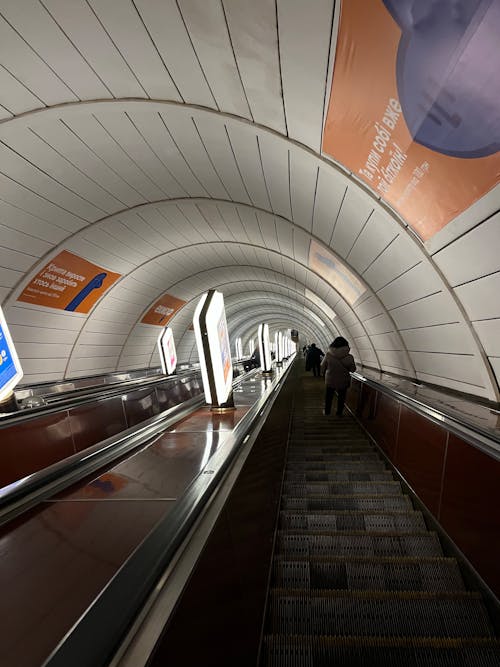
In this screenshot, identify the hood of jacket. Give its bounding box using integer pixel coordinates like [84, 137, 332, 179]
[328, 345, 350, 359]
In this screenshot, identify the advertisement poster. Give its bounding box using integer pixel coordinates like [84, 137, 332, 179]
[17, 250, 121, 314]
[141, 293, 186, 326]
[218, 313, 231, 383]
[323, 0, 500, 240]
[309, 239, 366, 305]
[0, 320, 18, 395]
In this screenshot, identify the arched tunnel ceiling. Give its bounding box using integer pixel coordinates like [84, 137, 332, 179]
[0, 1, 498, 401]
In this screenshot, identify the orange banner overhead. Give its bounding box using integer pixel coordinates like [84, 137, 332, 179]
[323, 0, 500, 241]
[141, 293, 186, 326]
[17, 250, 121, 313]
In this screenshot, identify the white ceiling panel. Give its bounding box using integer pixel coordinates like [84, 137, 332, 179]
[87, 0, 181, 100]
[258, 133, 292, 220]
[222, 0, 286, 133]
[289, 150, 318, 231]
[277, 0, 333, 150]
[0, 64, 44, 115]
[42, 0, 146, 98]
[0, 0, 111, 100]
[133, 0, 216, 107]
[176, 0, 251, 118]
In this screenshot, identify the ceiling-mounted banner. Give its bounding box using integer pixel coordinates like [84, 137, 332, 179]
[140, 293, 186, 326]
[17, 250, 121, 313]
[323, 0, 500, 241]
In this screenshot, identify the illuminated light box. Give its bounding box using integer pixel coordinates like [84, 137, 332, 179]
[0, 306, 23, 404]
[258, 323, 272, 374]
[235, 337, 243, 360]
[193, 290, 234, 408]
[309, 240, 366, 306]
[157, 326, 177, 375]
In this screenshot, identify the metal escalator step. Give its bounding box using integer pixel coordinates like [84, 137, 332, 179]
[279, 510, 426, 533]
[287, 452, 381, 461]
[267, 590, 493, 638]
[272, 557, 465, 592]
[284, 471, 394, 483]
[288, 443, 374, 452]
[282, 494, 412, 512]
[275, 532, 443, 558]
[262, 635, 500, 667]
[286, 460, 386, 471]
[283, 481, 402, 496]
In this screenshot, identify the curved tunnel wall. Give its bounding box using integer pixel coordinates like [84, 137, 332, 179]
[0, 2, 498, 402]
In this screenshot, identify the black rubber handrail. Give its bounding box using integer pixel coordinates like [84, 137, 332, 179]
[352, 371, 500, 461]
[0, 367, 253, 527]
[40, 361, 295, 667]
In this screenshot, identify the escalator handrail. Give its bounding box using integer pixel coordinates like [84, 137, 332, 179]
[0, 367, 252, 526]
[351, 371, 500, 461]
[41, 361, 296, 667]
[0, 370, 201, 426]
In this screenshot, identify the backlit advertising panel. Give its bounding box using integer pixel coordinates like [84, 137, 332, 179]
[258, 323, 272, 372]
[0, 306, 23, 402]
[193, 290, 233, 406]
[323, 0, 500, 241]
[158, 327, 177, 375]
[141, 293, 186, 326]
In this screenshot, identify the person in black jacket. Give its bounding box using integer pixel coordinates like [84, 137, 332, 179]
[320, 337, 356, 416]
[306, 343, 324, 377]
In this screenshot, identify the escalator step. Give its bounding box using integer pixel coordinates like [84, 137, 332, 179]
[262, 635, 500, 667]
[287, 453, 381, 461]
[286, 460, 386, 471]
[279, 510, 426, 532]
[282, 495, 412, 512]
[288, 444, 374, 452]
[272, 557, 465, 592]
[284, 471, 393, 482]
[275, 532, 442, 558]
[267, 591, 493, 637]
[283, 481, 402, 496]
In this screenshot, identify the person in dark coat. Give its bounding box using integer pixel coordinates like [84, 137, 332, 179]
[306, 343, 324, 377]
[320, 337, 356, 416]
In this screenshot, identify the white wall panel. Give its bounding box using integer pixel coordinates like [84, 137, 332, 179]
[473, 320, 500, 356]
[312, 168, 345, 246]
[355, 295, 384, 322]
[410, 352, 483, 387]
[362, 235, 422, 290]
[401, 324, 474, 354]
[290, 151, 318, 231]
[330, 187, 373, 258]
[455, 272, 500, 321]
[258, 133, 292, 220]
[433, 212, 500, 286]
[363, 313, 395, 336]
[390, 292, 458, 330]
[348, 212, 398, 275]
[378, 263, 442, 310]
[377, 350, 413, 372]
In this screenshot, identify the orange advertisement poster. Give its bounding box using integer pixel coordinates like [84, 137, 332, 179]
[323, 0, 500, 241]
[141, 293, 186, 326]
[17, 250, 121, 313]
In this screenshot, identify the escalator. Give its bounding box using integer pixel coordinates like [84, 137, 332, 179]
[260, 375, 500, 666]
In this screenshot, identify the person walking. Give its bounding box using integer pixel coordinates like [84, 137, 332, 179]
[306, 343, 324, 377]
[320, 337, 356, 416]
